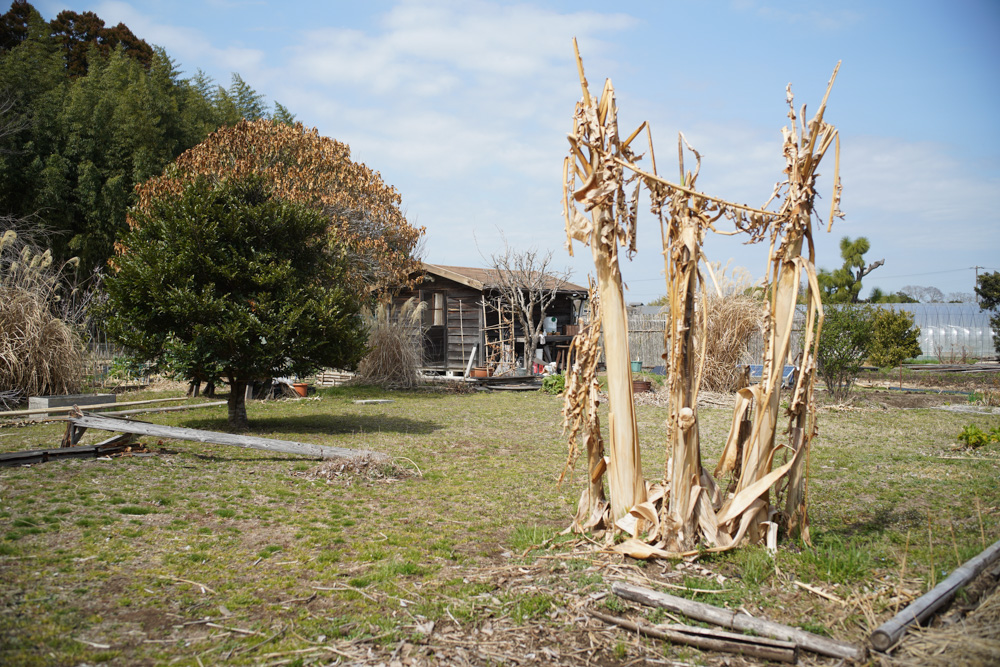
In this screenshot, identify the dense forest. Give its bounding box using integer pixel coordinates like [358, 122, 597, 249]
[0, 1, 292, 275]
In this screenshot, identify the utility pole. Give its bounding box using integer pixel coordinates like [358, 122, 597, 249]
[974, 266, 984, 304]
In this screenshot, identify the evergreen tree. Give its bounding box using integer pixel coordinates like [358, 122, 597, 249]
[0, 4, 287, 274]
[104, 176, 366, 429]
[975, 271, 1000, 355]
[817, 236, 884, 303]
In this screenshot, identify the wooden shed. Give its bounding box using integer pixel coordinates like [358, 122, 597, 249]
[391, 263, 588, 375]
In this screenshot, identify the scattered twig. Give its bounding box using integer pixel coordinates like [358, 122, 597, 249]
[277, 593, 317, 605]
[204, 622, 262, 636]
[312, 583, 378, 603]
[157, 574, 216, 595]
[793, 580, 846, 606]
[393, 456, 423, 477]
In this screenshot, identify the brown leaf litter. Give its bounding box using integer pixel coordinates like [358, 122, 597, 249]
[294, 454, 421, 486]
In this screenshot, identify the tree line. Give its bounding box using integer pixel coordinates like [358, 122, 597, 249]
[1, 2, 424, 427]
[0, 1, 293, 276]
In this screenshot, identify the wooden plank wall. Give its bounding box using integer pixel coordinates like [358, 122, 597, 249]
[445, 292, 482, 370]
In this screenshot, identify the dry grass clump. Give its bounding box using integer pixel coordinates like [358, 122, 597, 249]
[0, 230, 85, 403]
[695, 265, 766, 392]
[891, 586, 1000, 666]
[354, 297, 425, 389]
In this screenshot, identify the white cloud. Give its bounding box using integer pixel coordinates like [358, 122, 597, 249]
[91, 1, 265, 77]
[731, 0, 863, 31]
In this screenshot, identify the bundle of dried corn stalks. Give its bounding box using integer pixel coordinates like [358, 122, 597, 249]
[561, 44, 842, 557]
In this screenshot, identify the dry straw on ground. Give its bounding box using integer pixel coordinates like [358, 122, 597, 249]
[888, 586, 1000, 666]
[0, 230, 85, 403]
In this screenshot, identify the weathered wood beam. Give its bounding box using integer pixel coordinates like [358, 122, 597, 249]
[68, 415, 375, 460]
[99, 401, 227, 418]
[588, 609, 798, 663]
[0, 397, 190, 419]
[612, 582, 862, 661]
[0, 433, 135, 467]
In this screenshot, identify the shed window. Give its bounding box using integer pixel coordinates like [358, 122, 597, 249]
[433, 293, 445, 327]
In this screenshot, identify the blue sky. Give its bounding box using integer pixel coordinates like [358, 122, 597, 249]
[36, 0, 1000, 302]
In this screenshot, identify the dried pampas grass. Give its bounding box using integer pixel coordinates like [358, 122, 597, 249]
[0, 231, 85, 403]
[696, 266, 766, 392]
[354, 297, 426, 389]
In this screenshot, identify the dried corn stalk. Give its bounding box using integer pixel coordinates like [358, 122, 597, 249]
[562, 44, 841, 557]
[559, 280, 608, 532]
[562, 38, 645, 521]
[641, 135, 784, 552]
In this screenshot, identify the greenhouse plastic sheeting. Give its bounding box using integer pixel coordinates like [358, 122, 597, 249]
[881, 304, 996, 361]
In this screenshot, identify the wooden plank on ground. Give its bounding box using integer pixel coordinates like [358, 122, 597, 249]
[612, 582, 862, 661]
[68, 415, 375, 460]
[0, 397, 189, 419]
[588, 609, 798, 663]
[0, 433, 135, 467]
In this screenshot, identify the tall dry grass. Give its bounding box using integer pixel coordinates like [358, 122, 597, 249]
[0, 230, 86, 404]
[354, 297, 426, 389]
[694, 264, 766, 392]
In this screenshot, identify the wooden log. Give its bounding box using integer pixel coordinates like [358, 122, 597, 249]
[870, 536, 1000, 652]
[68, 414, 375, 460]
[612, 582, 862, 661]
[0, 397, 189, 419]
[99, 401, 227, 418]
[588, 609, 798, 663]
[0, 433, 135, 467]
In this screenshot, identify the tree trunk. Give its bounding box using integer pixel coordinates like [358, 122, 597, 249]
[227, 378, 249, 430]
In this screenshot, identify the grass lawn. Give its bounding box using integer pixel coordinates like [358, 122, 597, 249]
[1, 384, 998, 665]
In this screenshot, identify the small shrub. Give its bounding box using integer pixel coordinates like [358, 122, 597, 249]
[0, 230, 88, 401]
[695, 265, 767, 392]
[956, 425, 999, 449]
[868, 309, 921, 368]
[815, 305, 874, 401]
[540, 373, 565, 395]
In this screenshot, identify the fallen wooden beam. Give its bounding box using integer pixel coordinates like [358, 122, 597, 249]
[68, 414, 375, 460]
[612, 582, 862, 661]
[100, 401, 227, 418]
[0, 433, 135, 467]
[0, 397, 190, 419]
[870, 536, 1000, 652]
[588, 608, 798, 663]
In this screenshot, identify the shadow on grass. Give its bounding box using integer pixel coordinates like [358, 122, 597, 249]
[830, 506, 925, 539]
[177, 413, 441, 436]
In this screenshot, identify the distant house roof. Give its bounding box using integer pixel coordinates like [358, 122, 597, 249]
[417, 262, 588, 294]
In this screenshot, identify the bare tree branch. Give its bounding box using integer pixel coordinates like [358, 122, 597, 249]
[488, 238, 572, 370]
